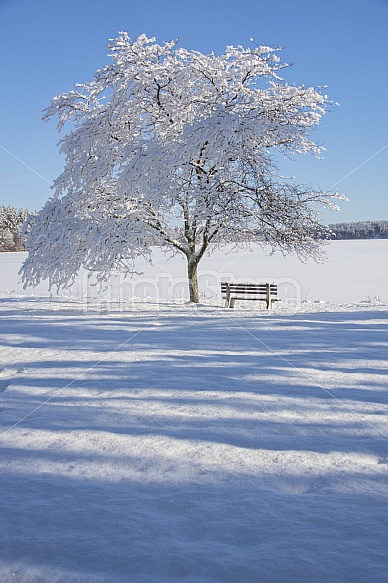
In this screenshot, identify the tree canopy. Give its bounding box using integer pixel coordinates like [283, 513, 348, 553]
[21, 33, 344, 301]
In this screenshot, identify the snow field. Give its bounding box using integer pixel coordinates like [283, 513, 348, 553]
[2, 239, 388, 306]
[0, 244, 388, 582]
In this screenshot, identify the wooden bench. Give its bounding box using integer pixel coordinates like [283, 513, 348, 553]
[221, 282, 279, 309]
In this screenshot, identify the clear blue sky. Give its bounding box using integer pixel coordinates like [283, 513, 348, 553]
[0, 0, 387, 223]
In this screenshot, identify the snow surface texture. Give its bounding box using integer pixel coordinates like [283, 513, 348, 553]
[0, 241, 388, 582]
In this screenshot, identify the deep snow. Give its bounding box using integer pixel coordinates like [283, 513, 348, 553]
[0, 242, 387, 582]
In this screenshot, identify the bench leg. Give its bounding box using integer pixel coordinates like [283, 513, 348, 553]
[225, 296, 236, 308]
[224, 285, 235, 308]
[266, 283, 271, 310]
[224, 297, 235, 308]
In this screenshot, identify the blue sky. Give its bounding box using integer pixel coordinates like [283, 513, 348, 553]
[0, 0, 387, 223]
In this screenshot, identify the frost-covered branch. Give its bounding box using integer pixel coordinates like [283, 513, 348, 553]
[21, 33, 344, 302]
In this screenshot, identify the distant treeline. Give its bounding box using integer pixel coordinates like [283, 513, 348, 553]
[328, 220, 388, 240]
[1, 204, 387, 251]
[0, 205, 35, 252]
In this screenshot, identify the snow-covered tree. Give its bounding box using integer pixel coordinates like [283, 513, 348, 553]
[0, 206, 31, 252]
[21, 33, 344, 302]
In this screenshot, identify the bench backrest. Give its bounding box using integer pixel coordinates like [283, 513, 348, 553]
[221, 282, 278, 297]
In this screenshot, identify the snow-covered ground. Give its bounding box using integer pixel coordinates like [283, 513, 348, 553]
[3, 239, 388, 306]
[0, 241, 387, 582]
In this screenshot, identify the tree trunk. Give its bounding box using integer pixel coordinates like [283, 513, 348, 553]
[187, 257, 199, 303]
